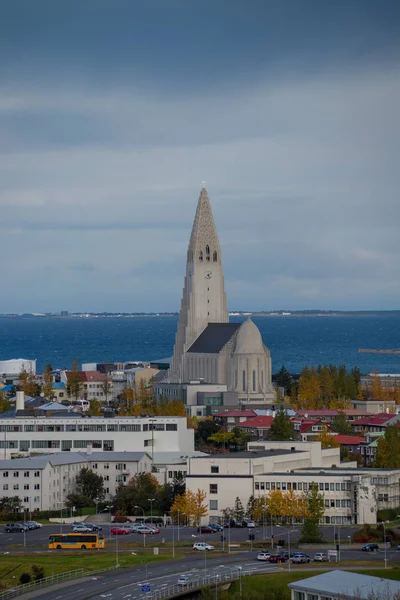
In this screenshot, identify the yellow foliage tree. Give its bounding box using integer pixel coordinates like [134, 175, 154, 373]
[316, 425, 340, 449]
[370, 370, 383, 401]
[170, 489, 208, 526]
[297, 367, 320, 410]
[19, 367, 37, 397]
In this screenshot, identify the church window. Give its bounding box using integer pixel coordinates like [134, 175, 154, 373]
[213, 251, 217, 262]
[261, 371, 264, 387]
[206, 245, 210, 261]
[234, 370, 238, 389]
[199, 250, 203, 261]
[242, 370, 246, 391]
[252, 370, 256, 392]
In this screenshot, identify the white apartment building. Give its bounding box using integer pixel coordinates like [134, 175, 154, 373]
[0, 415, 194, 459]
[185, 441, 400, 525]
[0, 451, 152, 511]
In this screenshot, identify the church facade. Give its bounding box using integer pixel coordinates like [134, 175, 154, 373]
[159, 186, 275, 406]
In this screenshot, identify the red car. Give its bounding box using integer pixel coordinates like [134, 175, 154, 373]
[110, 527, 131, 535]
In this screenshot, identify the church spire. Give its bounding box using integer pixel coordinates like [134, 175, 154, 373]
[168, 187, 228, 383]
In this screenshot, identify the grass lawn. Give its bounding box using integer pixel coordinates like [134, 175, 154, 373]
[0, 552, 175, 592]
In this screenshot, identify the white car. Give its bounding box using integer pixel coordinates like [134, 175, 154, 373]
[257, 552, 271, 561]
[314, 552, 329, 562]
[247, 521, 256, 528]
[72, 525, 92, 533]
[177, 575, 190, 586]
[193, 542, 214, 551]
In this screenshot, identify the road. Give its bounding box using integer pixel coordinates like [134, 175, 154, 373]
[15, 546, 400, 600]
[0, 523, 377, 552]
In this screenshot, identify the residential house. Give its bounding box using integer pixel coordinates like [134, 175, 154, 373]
[213, 410, 257, 431]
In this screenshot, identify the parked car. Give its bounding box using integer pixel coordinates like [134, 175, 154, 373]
[257, 552, 271, 561]
[21, 522, 34, 530]
[291, 553, 311, 564]
[268, 554, 286, 563]
[72, 525, 93, 533]
[177, 575, 190, 586]
[362, 543, 380, 552]
[5, 523, 28, 533]
[223, 520, 235, 528]
[197, 526, 216, 534]
[110, 527, 131, 535]
[193, 542, 214, 551]
[136, 526, 160, 535]
[145, 517, 164, 525]
[26, 521, 41, 529]
[247, 521, 256, 528]
[314, 552, 329, 562]
[112, 517, 132, 523]
[71, 521, 84, 527]
[209, 523, 223, 532]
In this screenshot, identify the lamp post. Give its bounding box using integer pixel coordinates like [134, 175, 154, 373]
[380, 521, 388, 569]
[177, 510, 180, 542]
[215, 573, 219, 600]
[148, 498, 155, 528]
[204, 545, 208, 582]
[238, 566, 243, 599]
[172, 516, 175, 559]
[149, 418, 157, 466]
[135, 505, 146, 547]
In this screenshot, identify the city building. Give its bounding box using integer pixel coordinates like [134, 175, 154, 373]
[61, 370, 113, 403]
[236, 415, 274, 440]
[294, 409, 371, 422]
[351, 398, 399, 415]
[159, 187, 275, 406]
[185, 441, 400, 525]
[351, 413, 400, 433]
[0, 451, 152, 511]
[154, 381, 239, 417]
[288, 570, 400, 600]
[0, 359, 36, 381]
[213, 410, 257, 431]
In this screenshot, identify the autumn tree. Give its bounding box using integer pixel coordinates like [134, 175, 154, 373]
[297, 366, 320, 409]
[42, 364, 53, 399]
[192, 489, 208, 526]
[370, 370, 384, 401]
[67, 358, 84, 401]
[299, 483, 324, 543]
[114, 473, 161, 514]
[101, 374, 113, 405]
[0, 390, 11, 415]
[18, 367, 38, 397]
[208, 430, 234, 448]
[269, 407, 294, 441]
[171, 489, 207, 526]
[316, 425, 340, 449]
[88, 398, 102, 416]
[375, 426, 400, 468]
[195, 419, 221, 448]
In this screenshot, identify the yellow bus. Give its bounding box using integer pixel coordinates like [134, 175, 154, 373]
[48, 533, 105, 550]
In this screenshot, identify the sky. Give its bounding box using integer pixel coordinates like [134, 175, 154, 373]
[0, 0, 399, 313]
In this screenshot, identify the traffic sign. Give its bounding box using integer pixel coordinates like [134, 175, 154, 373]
[142, 584, 151, 593]
[328, 550, 338, 557]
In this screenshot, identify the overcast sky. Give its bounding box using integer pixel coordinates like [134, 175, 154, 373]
[1, 0, 399, 313]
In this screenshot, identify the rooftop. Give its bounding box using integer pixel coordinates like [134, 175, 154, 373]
[0, 451, 152, 470]
[333, 435, 365, 445]
[213, 410, 257, 418]
[187, 323, 241, 354]
[351, 413, 398, 426]
[193, 449, 301, 459]
[288, 570, 400, 599]
[237, 416, 274, 429]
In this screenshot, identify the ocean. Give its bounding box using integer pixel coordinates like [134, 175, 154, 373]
[0, 315, 399, 375]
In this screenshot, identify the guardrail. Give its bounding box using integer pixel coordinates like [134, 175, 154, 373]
[0, 565, 118, 600]
[150, 568, 248, 600]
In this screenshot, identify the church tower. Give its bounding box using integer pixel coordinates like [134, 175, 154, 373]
[169, 186, 228, 383]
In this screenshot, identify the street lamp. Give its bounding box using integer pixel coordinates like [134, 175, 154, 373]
[148, 498, 155, 527]
[215, 573, 219, 600]
[149, 418, 157, 465]
[380, 521, 388, 569]
[238, 566, 243, 599]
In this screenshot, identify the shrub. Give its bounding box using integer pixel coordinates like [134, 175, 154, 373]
[31, 565, 45, 581]
[19, 572, 31, 585]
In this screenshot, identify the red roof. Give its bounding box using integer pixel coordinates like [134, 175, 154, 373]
[65, 370, 107, 383]
[237, 416, 274, 429]
[296, 410, 339, 417]
[351, 413, 397, 427]
[213, 410, 257, 418]
[333, 435, 365, 445]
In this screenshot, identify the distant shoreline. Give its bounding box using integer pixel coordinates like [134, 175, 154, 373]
[1, 311, 400, 319]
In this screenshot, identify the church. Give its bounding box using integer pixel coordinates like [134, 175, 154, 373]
[155, 186, 275, 410]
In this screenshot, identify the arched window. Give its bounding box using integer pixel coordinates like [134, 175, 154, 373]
[261, 370, 264, 388]
[199, 250, 203, 261]
[234, 370, 238, 389]
[252, 370, 256, 392]
[205, 245, 210, 262]
[213, 251, 217, 262]
[242, 370, 246, 392]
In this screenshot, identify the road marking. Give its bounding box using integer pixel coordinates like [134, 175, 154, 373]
[55, 596, 63, 599]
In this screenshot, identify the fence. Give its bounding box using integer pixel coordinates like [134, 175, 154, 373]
[150, 568, 249, 600]
[0, 565, 118, 600]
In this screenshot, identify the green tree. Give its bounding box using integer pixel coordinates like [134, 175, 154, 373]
[208, 430, 235, 448]
[101, 374, 113, 405]
[113, 472, 161, 514]
[0, 390, 11, 414]
[195, 420, 221, 447]
[75, 467, 104, 502]
[233, 497, 245, 523]
[0, 496, 22, 514]
[88, 398, 102, 416]
[245, 495, 255, 520]
[42, 364, 53, 399]
[231, 427, 255, 451]
[299, 483, 324, 543]
[274, 365, 294, 396]
[331, 413, 352, 435]
[375, 426, 400, 468]
[66, 493, 91, 510]
[67, 358, 84, 402]
[269, 407, 294, 441]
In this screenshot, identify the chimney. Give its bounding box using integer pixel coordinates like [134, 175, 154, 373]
[16, 391, 25, 411]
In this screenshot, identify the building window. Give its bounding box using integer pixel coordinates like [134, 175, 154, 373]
[199, 250, 203, 261]
[336, 483, 340, 491]
[205, 245, 210, 261]
[166, 424, 178, 431]
[319, 483, 324, 491]
[34, 484, 40, 490]
[24, 497, 29, 503]
[3, 472, 8, 478]
[34, 471, 40, 477]
[209, 500, 218, 511]
[211, 466, 219, 474]
[13, 472, 19, 478]
[34, 497, 40, 503]
[210, 484, 218, 494]
[242, 370, 246, 391]
[255, 482, 260, 490]
[330, 483, 334, 491]
[252, 370, 256, 392]
[294, 592, 305, 600]
[325, 499, 329, 508]
[213, 251, 217, 262]
[24, 471, 29, 478]
[325, 483, 329, 491]
[24, 484, 29, 490]
[13, 484, 19, 490]
[265, 482, 270, 490]
[3, 484, 8, 490]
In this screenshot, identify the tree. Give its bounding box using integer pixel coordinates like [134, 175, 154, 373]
[297, 366, 320, 409]
[66, 493, 91, 510]
[375, 426, 400, 468]
[208, 431, 235, 448]
[0, 496, 22, 515]
[231, 427, 254, 451]
[316, 426, 340, 449]
[18, 367, 38, 397]
[299, 483, 324, 543]
[331, 413, 352, 435]
[170, 489, 207, 526]
[274, 365, 294, 396]
[113, 472, 161, 514]
[67, 358, 84, 402]
[0, 390, 11, 415]
[101, 374, 113, 405]
[233, 497, 245, 522]
[195, 419, 221, 448]
[75, 467, 104, 502]
[246, 495, 255, 520]
[192, 489, 208, 526]
[88, 399, 102, 416]
[370, 370, 384, 401]
[269, 407, 294, 441]
[42, 364, 53, 399]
